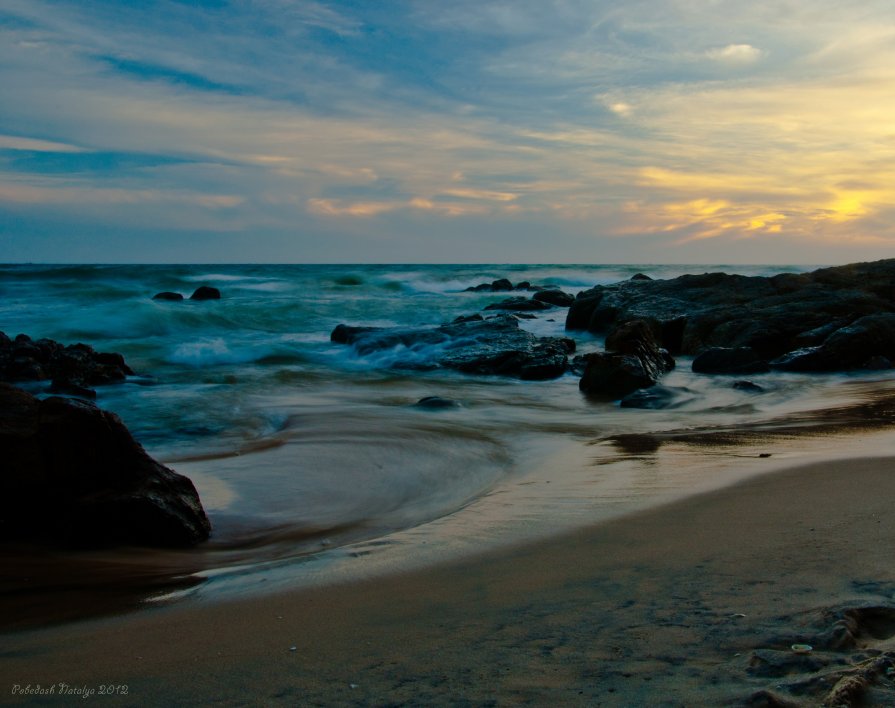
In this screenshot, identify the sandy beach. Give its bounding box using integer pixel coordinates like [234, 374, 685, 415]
[3, 454, 894, 706]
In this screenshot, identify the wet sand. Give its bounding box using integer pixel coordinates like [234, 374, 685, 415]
[3, 456, 895, 706]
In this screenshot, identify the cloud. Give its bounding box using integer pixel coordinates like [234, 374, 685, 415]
[706, 44, 763, 63]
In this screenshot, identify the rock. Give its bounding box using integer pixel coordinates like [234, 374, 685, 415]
[189, 286, 221, 301]
[579, 319, 675, 398]
[0, 334, 134, 391]
[414, 396, 460, 409]
[733, 380, 765, 393]
[0, 384, 210, 548]
[48, 379, 97, 400]
[465, 278, 514, 292]
[692, 347, 770, 374]
[565, 260, 895, 367]
[331, 314, 574, 380]
[631, 273, 652, 281]
[532, 289, 575, 307]
[484, 296, 553, 312]
[452, 313, 484, 324]
[771, 313, 895, 371]
[152, 291, 184, 301]
[619, 385, 696, 409]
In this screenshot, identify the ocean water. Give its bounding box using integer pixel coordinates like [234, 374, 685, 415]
[3, 263, 894, 613]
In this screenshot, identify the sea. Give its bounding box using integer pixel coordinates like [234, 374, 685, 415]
[3, 263, 895, 622]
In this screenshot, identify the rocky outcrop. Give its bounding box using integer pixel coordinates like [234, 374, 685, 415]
[0, 333, 134, 398]
[566, 260, 895, 371]
[578, 319, 675, 398]
[770, 313, 895, 371]
[0, 384, 210, 548]
[332, 314, 575, 380]
[465, 279, 560, 293]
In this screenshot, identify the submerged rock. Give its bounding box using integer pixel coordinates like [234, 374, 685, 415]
[483, 296, 553, 312]
[619, 385, 695, 409]
[331, 314, 574, 380]
[413, 396, 460, 409]
[0, 384, 210, 548]
[152, 291, 184, 301]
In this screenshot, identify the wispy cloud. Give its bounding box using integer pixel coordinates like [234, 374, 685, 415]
[2, 0, 895, 262]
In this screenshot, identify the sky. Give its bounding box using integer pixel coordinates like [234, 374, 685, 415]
[1, 0, 895, 264]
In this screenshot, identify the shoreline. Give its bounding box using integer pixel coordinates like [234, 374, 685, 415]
[4, 453, 894, 705]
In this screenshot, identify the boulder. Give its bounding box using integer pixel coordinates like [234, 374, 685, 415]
[0, 384, 210, 548]
[692, 347, 770, 374]
[331, 314, 574, 380]
[579, 319, 675, 398]
[532, 289, 575, 307]
[189, 286, 221, 301]
[152, 291, 184, 301]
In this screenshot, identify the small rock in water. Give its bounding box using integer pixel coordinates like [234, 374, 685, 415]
[152, 291, 184, 301]
[414, 396, 459, 409]
[733, 380, 765, 393]
[189, 286, 221, 301]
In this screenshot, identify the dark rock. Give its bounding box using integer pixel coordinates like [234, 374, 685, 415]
[464, 278, 522, 292]
[579, 352, 659, 399]
[331, 314, 574, 381]
[0, 335, 134, 390]
[152, 291, 184, 301]
[413, 396, 459, 409]
[565, 260, 895, 367]
[630, 273, 652, 281]
[484, 296, 553, 312]
[619, 386, 696, 409]
[189, 286, 221, 301]
[515, 281, 531, 290]
[452, 313, 484, 324]
[533, 289, 575, 307]
[771, 313, 895, 371]
[0, 384, 210, 548]
[733, 380, 765, 393]
[692, 347, 770, 374]
[579, 319, 675, 398]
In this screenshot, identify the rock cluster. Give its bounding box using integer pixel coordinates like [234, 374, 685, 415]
[332, 314, 575, 380]
[0, 384, 210, 548]
[152, 286, 221, 301]
[567, 259, 895, 372]
[0, 333, 134, 399]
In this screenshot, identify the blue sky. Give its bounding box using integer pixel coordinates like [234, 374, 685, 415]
[2, 0, 895, 263]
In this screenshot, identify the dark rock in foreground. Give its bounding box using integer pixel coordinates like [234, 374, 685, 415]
[332, 314, 575, 380]
[0, 384, 210, 548]
[0, 333, 135, 397]
[579, 319, 675, 398]
[566, 260, 895, 371]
